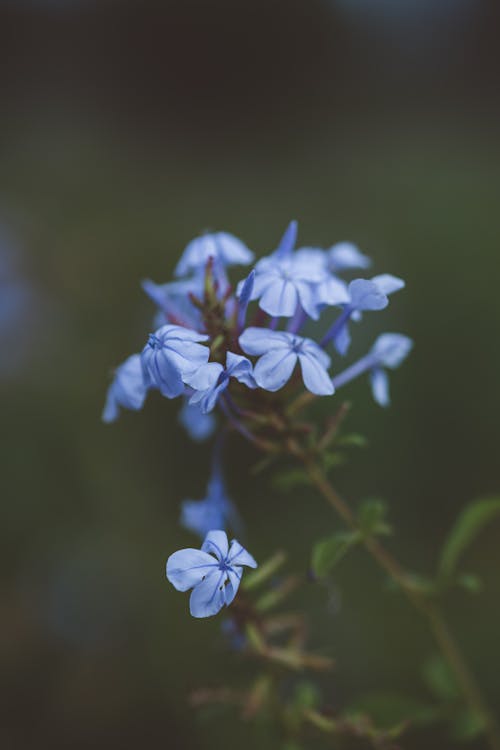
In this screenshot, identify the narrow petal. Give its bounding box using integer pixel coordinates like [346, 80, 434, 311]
[166, 549, 218, 592]
[298, 352, 334, 396]
[295, 281, 320, 320]
[370, 367, 390, 407]
[224, 568, 243, 606]
[201, 530, 229, 560]
[228, 540, 258, 568]
[226, 352, 256, 388]
[275, 220, 298, 258]
[333, 323, 352, 356]
[189, 571, 228, 618]
[372, 274, 405, 296]
[254, 349, 297, 392]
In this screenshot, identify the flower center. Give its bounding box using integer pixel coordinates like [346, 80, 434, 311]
[290, 337, 303, 353]
[148, 333, 163, 349]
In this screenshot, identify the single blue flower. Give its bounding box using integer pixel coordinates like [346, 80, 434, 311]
[102, 354, 148, 423]
[141, 324, 210, 399]
[239, 327, 334, 396]
[332, 332, 413, 407]
[175, 232, 254, 278]
[187, 351, 256, 413]
[166, 530, 257, 618]
[241, 221, 330, 320]
[178, 399, 216, 441]
[321, 274, 405, 355]
[180, 467, 240, 539]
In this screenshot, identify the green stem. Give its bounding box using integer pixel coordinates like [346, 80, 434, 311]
[300, 453, 500, 750]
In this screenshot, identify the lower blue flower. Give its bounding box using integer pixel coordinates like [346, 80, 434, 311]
[166, 530, 257, 618]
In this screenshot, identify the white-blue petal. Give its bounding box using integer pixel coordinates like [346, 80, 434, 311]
[254, 349, 297, 392]
[372, 274, 405, 296]
[260, 279, 298, 317]
[298, 352, 334, 396]
[201, 530, 229, 560]
[166, 548, 218, 592]
[348, 279, 388, 311]
[228, 540, 258, 569]
[370, 367, 390, 407]
[328, 242, 371, 271]
[189, 570, 228, 618]
[239, 327, 289, 356]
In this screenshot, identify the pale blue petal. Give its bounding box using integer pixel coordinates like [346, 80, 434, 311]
[239, 327, 290, 356]
[166, 549, 218, 592]
[202, 530, 229, 560]
[317, 275, 350, 306]
[254, 349, 297, 392]
[260, 279, 298, 316]
[175, 232, 253, 277]
[224, 568, 243, 606]
[180, 498, 226, 538]
[328, 242, 371, 271]
[371, 333, 414, 368]
[178, 400, 216, 442]
[189, 570, 228, 618]
[334, 323, 352, 356]
[141, 347, 184, 398]
[275, 220, 298, 258]
[302, 339, 331, 369]
[228, 540, 258, 569]
[370, 368, 390, 407]
[295, 280, 321, 320]
[348, 279, 388, 311]
[298, 352, 334, 396]
[102, 354, 147, 423]
[185, 362, 223, 391]
[226, 352, 257, 388]
[372, 274, 405, 296]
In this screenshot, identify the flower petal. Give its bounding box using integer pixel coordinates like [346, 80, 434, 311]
[254, 349, 297, 392]
[372, 274, 405, 296]
[239, 327, 290, 356]
[348, 279, 388, 311]
[228, 540, 258, 568]
[166, 549, 218, 592]
[260, 279, 298, 317]
[189, 570, 228, 618]
[298, 352, 334, 396]
[201, 530, 229, 560]
[370, 367, 390, 407]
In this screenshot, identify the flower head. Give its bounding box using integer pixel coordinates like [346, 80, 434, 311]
[239, 327, 334, 396]
[175, 232, 254, 278]
[166, 530, 257, 618]
[102, 354, 148, 423]
[141, 324, 210, 398]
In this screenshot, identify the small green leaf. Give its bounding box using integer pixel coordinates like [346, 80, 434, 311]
[439, 497, 500, 579]
[422, 655, 460, 703]
[311, 531, 361, 578]
[358, 498, 392, 537]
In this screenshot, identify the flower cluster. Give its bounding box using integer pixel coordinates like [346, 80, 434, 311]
[103, 222, 412, 616]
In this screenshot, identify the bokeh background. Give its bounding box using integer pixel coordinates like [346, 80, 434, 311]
[1, 1, 500, 748]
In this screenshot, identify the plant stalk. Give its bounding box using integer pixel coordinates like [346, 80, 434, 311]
[299, 452, 500, 750]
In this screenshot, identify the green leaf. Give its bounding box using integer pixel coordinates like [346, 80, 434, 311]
[439, 497, 500, 579]
[348, 692, 439, 730]
[357, 498, 392, 537]
[311, 531, 361, 578]
[422, 655, 460, 703]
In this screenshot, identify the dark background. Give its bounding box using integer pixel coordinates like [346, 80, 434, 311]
[1, 1, 499, 748]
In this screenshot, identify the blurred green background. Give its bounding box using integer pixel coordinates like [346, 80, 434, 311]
[1, 1, 499, 748]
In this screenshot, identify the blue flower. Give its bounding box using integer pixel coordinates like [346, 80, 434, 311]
[175, 232, 254, 278]
[141, 324, 210, 398]
[241, 221, 331, 320]
[178, 399, 216, 441]
[102, 354, 148, 423]
[322, 274, 405, 355]
[332, 332, 413, 407]
[187, 351, 256, 413]
[166, 530, 257, 618]
[180, 468, 240, 539]
[239, 327, 334, 396]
